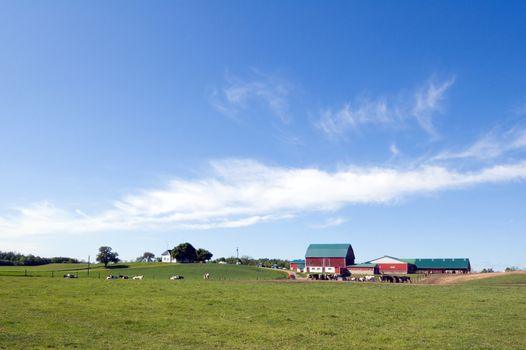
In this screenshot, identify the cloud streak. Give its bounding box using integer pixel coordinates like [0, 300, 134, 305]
[210, 71, 293, 123]
[1, 158, 526, 238]
[317, 76, 455, 138]
[434, 126, 526, 161]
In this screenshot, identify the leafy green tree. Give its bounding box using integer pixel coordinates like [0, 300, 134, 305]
[96, 246, 120, 268]
[142, 252, 155, 262]
[171, 243, 197, 263]
[196, 248, 213, 262]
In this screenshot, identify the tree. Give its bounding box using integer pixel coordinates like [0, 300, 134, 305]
[171, 242, 197, 263]
[96, 246, 120, 268]
[142, 252, 155, 262]
[196, 248, 213, 262]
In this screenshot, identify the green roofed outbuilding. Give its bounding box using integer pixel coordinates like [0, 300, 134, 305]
[290, 259, 305, 272]
[400, 258, 471, 274]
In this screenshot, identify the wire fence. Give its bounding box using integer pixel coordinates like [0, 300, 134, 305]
[0, 269, 431, 283]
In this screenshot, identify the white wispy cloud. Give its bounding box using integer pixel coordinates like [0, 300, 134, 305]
[210, 71, 293, 123]
[434, 126, 526, 161]
[311, 217, 348, 229]
[389, 143, 400, 157]
[1, 158, 526, 238]
[412, 77, 455, 138]
[317, 76, 455, 138]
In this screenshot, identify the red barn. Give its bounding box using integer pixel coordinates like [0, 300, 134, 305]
[305, 244, 355, 274]
[367, 256, 416, 274]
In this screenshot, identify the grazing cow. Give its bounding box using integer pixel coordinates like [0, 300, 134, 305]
[380, 275, 394, 283]
[350, 277, 357, 281]
[399, 276, 411, 283]
[170, 275, 184, 280]
[365, 275, 375, 282]
[287, 273, 296, 280]
[63, 273, 77, 279]
[132, 275, 144, 280]
[106, 275, 119, 280]
[203, 273, 210, 280]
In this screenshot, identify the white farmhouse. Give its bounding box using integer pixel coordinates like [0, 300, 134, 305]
[161, 250, 177, 263]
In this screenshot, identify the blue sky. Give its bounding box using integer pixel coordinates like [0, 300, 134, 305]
[1, 1, 525, 270]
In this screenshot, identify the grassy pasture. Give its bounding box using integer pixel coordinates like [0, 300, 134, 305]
[0, 272, 525, 349]
[0, 262, 288, 280]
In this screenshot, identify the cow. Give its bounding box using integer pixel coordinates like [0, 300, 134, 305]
[380, 275, 394, 283]
[106, 275, 119, 280]
[203, 273, 210, 280]
[132, 275, 144, 280]
[365, 275, 375, 282]
[170, 275, 184, 280]
[63, 273, 77, 279]
[399, 276, 411, 283]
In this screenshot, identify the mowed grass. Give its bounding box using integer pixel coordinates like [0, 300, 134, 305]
[0, 263, 288, 280]
[464, 273, 526, 286]
[0, 274, 525, 349]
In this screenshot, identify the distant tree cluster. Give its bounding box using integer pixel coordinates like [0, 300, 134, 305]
[213, 256, 290, 268]
[0, 251, 79, 266]
[170, 243, 213, 263]
[136, 252, 156, 263]
[505, 266, 520, 272]
[481, 268, 494, 273]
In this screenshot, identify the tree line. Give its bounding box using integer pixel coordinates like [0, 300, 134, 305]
[0, 251, 79, 266]
[213, 256, 290, 268]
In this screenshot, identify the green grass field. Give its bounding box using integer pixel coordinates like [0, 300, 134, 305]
[0, 262, 289, 280]
[0, 267, 525, 349]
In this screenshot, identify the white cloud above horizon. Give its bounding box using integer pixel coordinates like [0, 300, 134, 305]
[1, 158, 526, 238]
[317, 76, 455, 139]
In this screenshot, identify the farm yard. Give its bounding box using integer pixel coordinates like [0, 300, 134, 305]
[0, 265, 525, 349]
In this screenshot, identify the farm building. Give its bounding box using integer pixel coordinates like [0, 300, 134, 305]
[348, 263, 379, 275]
[355, 256, 472, 274]
[366, 256, 416, 274]
[290, 259, 305, 272]
[401, 258, 471, 274]
[305, 244, 355, 274]
[161, 250, 174, 263]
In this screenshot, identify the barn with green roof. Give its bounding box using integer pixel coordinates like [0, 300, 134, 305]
[401, 258, 471, 274]
[305, 243, 355, 274]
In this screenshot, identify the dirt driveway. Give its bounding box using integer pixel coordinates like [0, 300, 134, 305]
[419, 270, 526, 285]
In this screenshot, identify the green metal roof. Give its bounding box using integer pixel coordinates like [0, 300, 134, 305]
[290, 259, 305, 264]
[400, 258, 470, 269]
[305, 244, 353, 258]
[349, 263, 377, 268]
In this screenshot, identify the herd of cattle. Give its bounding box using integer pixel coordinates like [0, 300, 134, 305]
[105, 275, 145, 280]
[65, 271, 410, 283]
[63, 274, 196, 280]
[305, 274, 412, 283]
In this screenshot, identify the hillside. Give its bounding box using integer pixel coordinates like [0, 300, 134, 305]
[0, 262, 288, 280]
